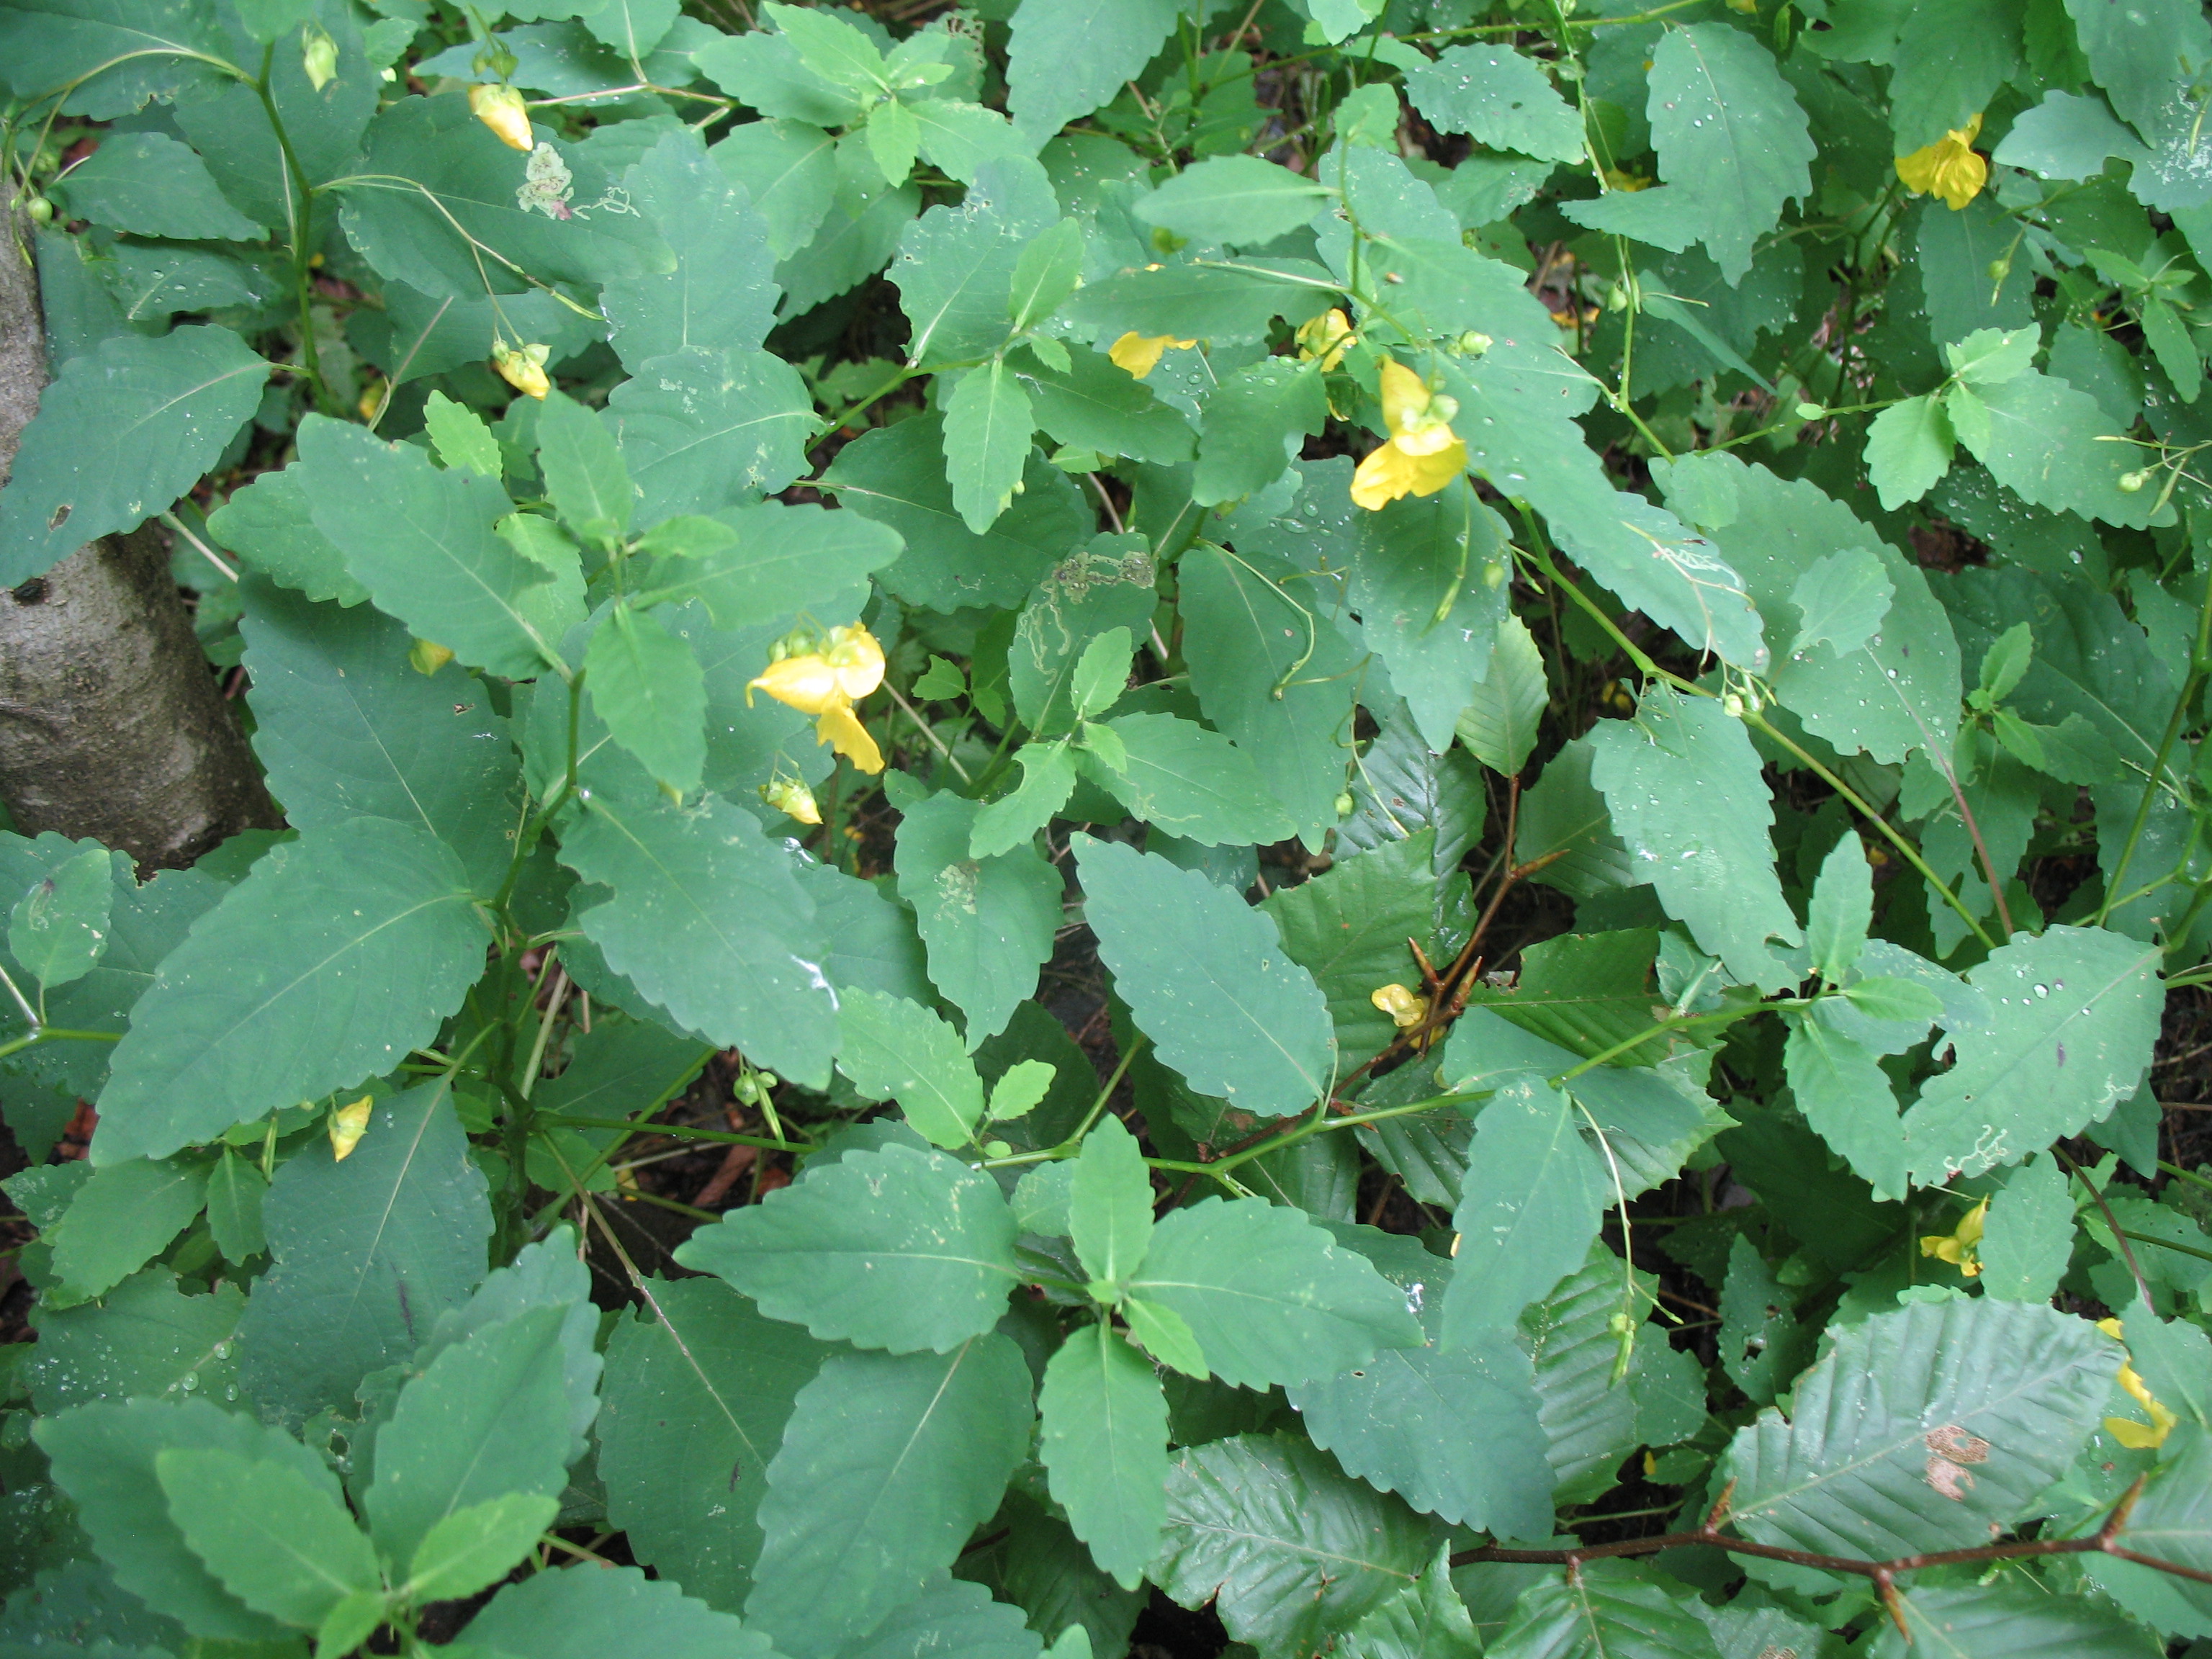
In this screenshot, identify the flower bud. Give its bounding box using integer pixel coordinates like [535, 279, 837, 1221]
[301, 22, 338, 91]
[1722, 691, 1745, 718]
[469, 82, 534, 151]
[492, 341, 552, 400]
[2118, 469, 2149, 493]
[23, 196, 50, 225]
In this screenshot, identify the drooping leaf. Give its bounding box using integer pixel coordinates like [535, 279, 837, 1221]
[896, 791, 1064, 1048]
[1038, 1322, 1171, 1589]
[678, 1141, 1020, 1354]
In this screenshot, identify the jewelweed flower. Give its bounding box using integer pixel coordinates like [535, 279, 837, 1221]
[1350, 359, 1467, 511]
[329, 1096, 373, 1161]
[1296, 308, 1357, 371]
[469, 82, 534, 151]
[493, 340, 551, 399]
[1918, 1196, 1987, 1276]
[2098, 1318, 2179, 1449]
[761, 775, 824, 826]
[1369, 983, 1430, 1029]
[748, 624, 886, 774]
[1108, 331, 1195, 378]
[1897, 114, 1987, 210]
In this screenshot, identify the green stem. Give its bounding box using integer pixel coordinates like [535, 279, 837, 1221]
[2096, 567, 2212, 925]
[0, 1026, 121, 1063]
[253, 44, 334, 415]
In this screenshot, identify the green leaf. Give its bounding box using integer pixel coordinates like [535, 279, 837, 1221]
[155, 1446, 378, 1629]
[1089, 714, 1294, 848]
[238, 580, 521, 895]
[1979, 1155, 2074, 1303]
[1005, 0, 1180, 145]
[942, 361, 1036, 535]
[711, 117, 839, 259]
[1354, 482, 1514, 752]
[207, 464, 370, 606]
[1128, 1194, 1421, 1386]
[1958, 367, 2164, 530]
[676, 1142, 1020, 1353]
[1020, 348, 1197, 466]
[1343, 698, 1489, 881]
[1784, 1011, 1907, 1199]
[9, 844, 113, 992]
[896, 791, 1063, 1046]
[1806, 834, 1873, 984]
[1455, 614, 1548, 778]
[37, 1396, 348, 1642]
[562, 793, 837, 1088]
[1138, 156, 1332, 247]
[234, 1082, 490, 1426]
[1009, 218, 1086, 332]
[1587, 689, 1801, 991]
[1192, 358, 1328, 507]
[1901, 925, 2162, 1184]
[1720, 1298, 2117, 1558]
[1039, 1322, 1170, 1589]
[647, 500, 903, 631]
[606, 346, 817, 523]
[1406, 44, 1586, 163]
[1787, 544, 1893, 658]
[1339, 1547, 1483, 1659]
[598, 1276, 834, 1610]
[23, 1268, 243, 1415]
[537, 389, 632, 546]
[1440, 1078, 1610, 1344]
[893, 156, 1060, 367]
[405, 1493, 559, 1604]
[584, 605, 708, 795]
[826, 413, 1089, 611]
[1153, 1433, 1439, 1652]
[606, 129, 780, 368]
[1291, 1228, 1555, 1537]
[53, 132, 263, 240]
[423, 390, 503, 480]
[1516, 1244, 1648, 1500]
[293, 415, 558, 680]
[91, 820, 485, 1164]
[336, 94, 670, 299]
[1489, 1564, 1722, 1659]
[1887, 0, 2020, 150]
[833, 989, 987, 1147]
[745, 1335, 1034, 1658]
[0, 2, 230, 121]
[1069, 1114, 1152, 1287]
[364, 1305, 575, 1568]
[1568, 24, 1812, 282]
[913, 100, 1035, 187]
[972, 744, 1081, 860]
[46, 1156, 208, 1303]
[1874, 1579, 2159, 1658]
[987, 1057, 1058, 1123]
[2064, 0, 2212, 210]
[0, 325, 269, 586]
[1717, 1235, 1812, 1407]
[1262, 832, 1444, 1070]
[1866, 395, 1955, 513]
[462, 1562, 777, 1658]
[841, 1574, 1049, 1659]
[1076, 834, 1333, 1118]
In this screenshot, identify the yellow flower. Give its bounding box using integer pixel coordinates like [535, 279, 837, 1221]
[409, 639, 454, 675]
[492, 341, 550, 400]
[1897, 114, 1987, 211]
[747, 625, 887, 775]
[469, 82, 534, 151]
[1369, 984, 1430, 1029]
[329, 1096, 373, 1161]
[761, 775, 823, 825]
[1918, 1196, 1987, 1277]
[2097, 1318, 2180, 1449]
[1350, 359, 1467, 511]
[1296, 309, 1357, 372]
[1108, 331, 1195, 378]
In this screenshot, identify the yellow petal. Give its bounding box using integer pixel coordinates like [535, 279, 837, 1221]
[1401, 436, 1467, 499]
[1297, 308, 1356, 371]
[410, 639, 454, 675]
[468, 83, 534, 151]
[750, 654, 845, 715]
[1351, 439, 1424, 510]
[1107, 333, 1192, 378]
[2106, 1412, 2174, 1449]
[1369, 984, 1431, 1029]
[1897, 116, 1987, 211]
[822, 624, 886, 699]
[1955, 1197, 1987, 1248]
[492, 345, 550, 400]
[1377, 358, 1433, 438]
[329, 1097, 373, 1161]
[815, 701, 884, 773]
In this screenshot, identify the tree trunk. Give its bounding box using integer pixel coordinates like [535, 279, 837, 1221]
[0, 212, 278, 870]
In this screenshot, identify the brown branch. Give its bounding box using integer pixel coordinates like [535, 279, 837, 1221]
[1450, 1476, 2212, 1593]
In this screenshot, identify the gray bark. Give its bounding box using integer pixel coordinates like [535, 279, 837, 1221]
[0, 211, 277, 869]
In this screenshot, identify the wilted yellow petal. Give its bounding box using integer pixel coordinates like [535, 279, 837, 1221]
[410, 639, 454, 675]
[750, 654, 845, 715]
[1897, 114, 1987, 210]
[1369, 984, 1431, 1029]
[762, 776, 823, 825]
[468, 82, 534, 151]
[1107, 332, 1192, 378]
[1296, 308, 1357, 371]
[330, 1097, 373, 1161]
[816, 701, 884, 773]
